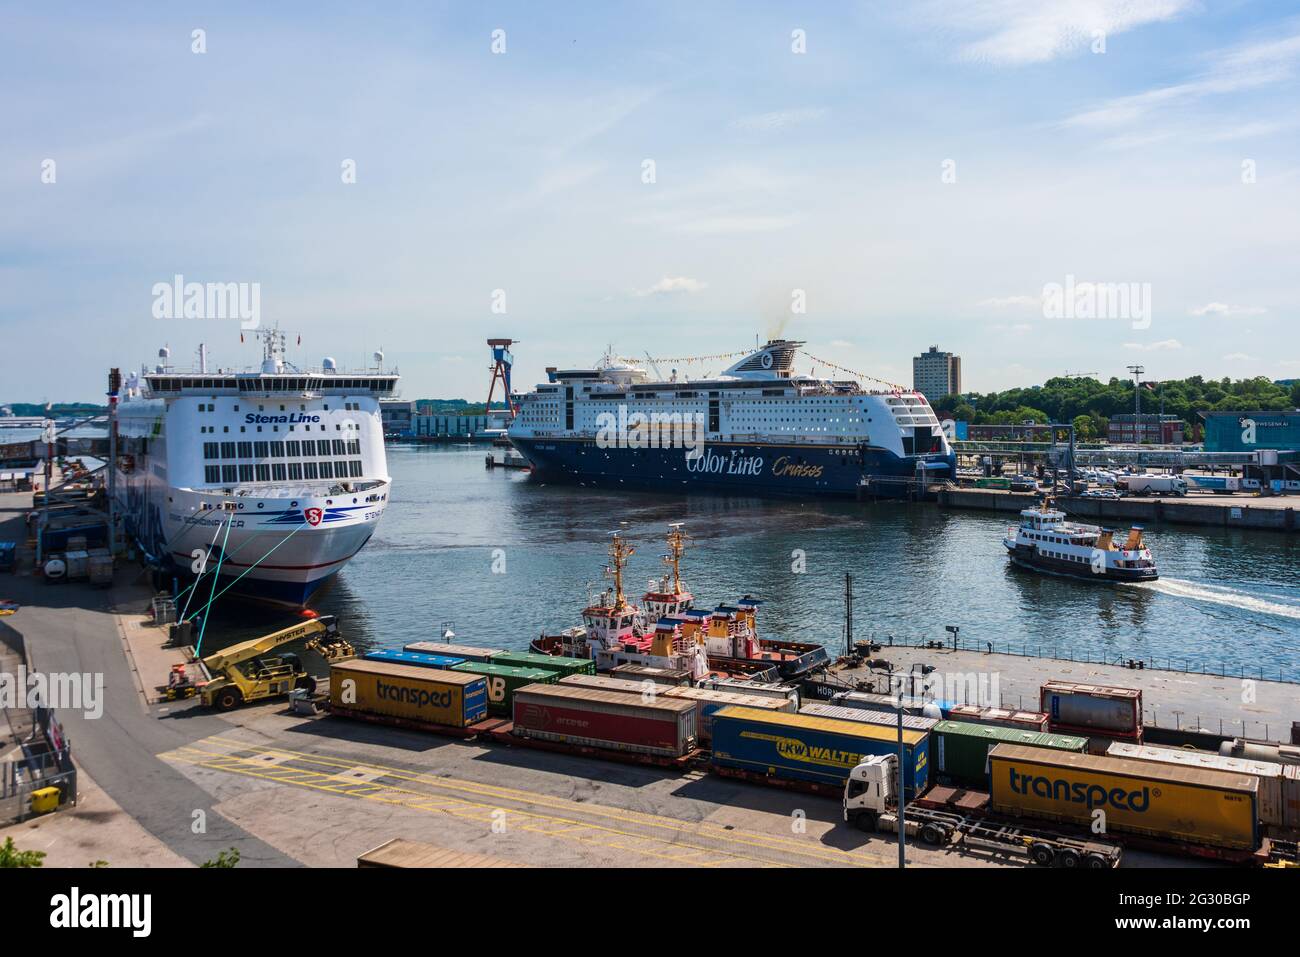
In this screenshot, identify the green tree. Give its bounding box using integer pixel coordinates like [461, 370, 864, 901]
[0, 837, 45, 868]
[201, 847, 241, 868]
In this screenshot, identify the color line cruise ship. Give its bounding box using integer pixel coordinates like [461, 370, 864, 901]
[113, 331, 395, 606]
[508, 340, 955, 496]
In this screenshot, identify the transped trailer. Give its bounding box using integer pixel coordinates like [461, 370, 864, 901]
[328, 659, 489, 728]
[987, 743, 1266, 862]
[842, 753, 1123, 868]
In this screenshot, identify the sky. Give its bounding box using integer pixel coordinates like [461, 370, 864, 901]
[3, 0, 1299, 403]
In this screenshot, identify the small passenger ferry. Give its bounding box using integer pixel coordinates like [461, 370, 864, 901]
[1002, 500, 1158, 583]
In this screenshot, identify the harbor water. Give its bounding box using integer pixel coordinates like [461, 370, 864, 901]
[199, 444, 1300, 680]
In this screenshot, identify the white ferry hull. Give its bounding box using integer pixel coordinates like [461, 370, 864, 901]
[127, 485, 387, 607]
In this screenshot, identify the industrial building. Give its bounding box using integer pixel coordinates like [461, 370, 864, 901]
[1107, 413, 1184, 445]
[379, 399, 417, 437]
[1201, 410, 1300, 490]
[912, 346, 961, 402]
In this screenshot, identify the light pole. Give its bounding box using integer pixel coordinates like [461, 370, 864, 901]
[945, 624, 959, 652]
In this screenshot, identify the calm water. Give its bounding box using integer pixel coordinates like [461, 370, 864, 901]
[201, 444, 1300, 680]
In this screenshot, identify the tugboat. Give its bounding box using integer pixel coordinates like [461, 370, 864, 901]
[1003, 499, 1158, 582]
[531, 524, 830, 681]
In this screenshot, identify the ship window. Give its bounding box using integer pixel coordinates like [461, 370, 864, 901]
[347, 439, 360, 454]
[319, 461, 333, 479]
[203, 442, 219, 460]
[288, 463, 303, 480]
[332, 439, 346, 455]
[255, 464, 270, 482]
[336, 460, 348, 476]
[204, 465, 220, 483]
[270, 441, 284, 457]
[254, 441, 269, 457]
[237, 441, 253, 458]
[222, 465, 237, 483]
[301, 440, 315, 455]
[287, 440, 301, 456]
[272, 463, 287, 481]
[349, 460, 363, 477]
[220, 441, 236, 458]
[303, 462, 318, 479]
[238, 464, 254, 482]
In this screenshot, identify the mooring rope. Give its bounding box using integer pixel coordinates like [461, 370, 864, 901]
[192, 514, 233, 657]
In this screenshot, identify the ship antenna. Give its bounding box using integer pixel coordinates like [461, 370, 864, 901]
[605, 530, 635, 611]
[664, 523, 690, 594]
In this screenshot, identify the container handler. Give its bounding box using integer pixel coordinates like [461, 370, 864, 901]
[842, 753, 1122, 868]
[199, 615, 352, 711]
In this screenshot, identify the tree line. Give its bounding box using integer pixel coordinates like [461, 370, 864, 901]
[937, 376, 1300, 441]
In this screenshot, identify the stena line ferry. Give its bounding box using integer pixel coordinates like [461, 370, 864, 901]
[113, 330, 395, 606]
[508, 340, 955, 497]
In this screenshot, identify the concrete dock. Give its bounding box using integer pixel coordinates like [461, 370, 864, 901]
[938, 486, 1298, 532]
[0, 483, 1275, 868]
[829, 644, 1298, 743]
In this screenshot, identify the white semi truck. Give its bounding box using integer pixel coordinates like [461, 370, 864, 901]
[841, 753, 1122, 868]
[1120, 474, 1187, 496]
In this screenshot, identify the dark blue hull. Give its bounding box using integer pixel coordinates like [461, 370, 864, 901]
[169, 565, 340, 608]
[511, 437, 953, 498]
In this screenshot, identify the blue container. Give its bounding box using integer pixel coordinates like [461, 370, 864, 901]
[710, 705, 930, 796]
[363, 648, 466, 670]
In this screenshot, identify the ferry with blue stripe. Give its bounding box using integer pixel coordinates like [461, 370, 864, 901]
[113, 329, 395, 607]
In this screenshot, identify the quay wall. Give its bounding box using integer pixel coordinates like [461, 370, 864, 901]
[937, 488, 1297, 532]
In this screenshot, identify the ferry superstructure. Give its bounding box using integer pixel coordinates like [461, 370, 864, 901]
[507, 340, 955, 497]
[1002, 501, 1158, 583]
[113, 332, 396, 606]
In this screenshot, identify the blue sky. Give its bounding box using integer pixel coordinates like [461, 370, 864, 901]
[3, 1, 1298, 402]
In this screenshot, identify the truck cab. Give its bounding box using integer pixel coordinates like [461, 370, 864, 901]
[843, 754, 897, 829]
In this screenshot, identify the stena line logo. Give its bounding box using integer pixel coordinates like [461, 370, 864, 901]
[1008, 767, 1151, 812]
[50, 887, 151, 937]
[245, 413, 320, 425]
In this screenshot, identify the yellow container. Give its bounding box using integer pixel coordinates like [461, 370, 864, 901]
[30, 786, 60, 814]
[329, 659, 487, 727]
[989, 743, 1259, 851]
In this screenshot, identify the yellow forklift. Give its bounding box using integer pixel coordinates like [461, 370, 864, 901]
[198, 615, 353, 711]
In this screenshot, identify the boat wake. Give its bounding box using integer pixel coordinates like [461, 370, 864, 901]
[1129, 578, 1300, 620]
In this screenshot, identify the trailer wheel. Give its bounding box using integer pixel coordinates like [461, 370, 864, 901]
[1029, 843, 1055, 867]
[214, 687, 243, 711]
[1085, 853, 1111, 869]
[1057, 848, 1081, 868]
[920, 823, 947, 846]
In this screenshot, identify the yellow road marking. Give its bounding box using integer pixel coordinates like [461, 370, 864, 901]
[163, 745, 785, 868]
[196, 734, 891, 867]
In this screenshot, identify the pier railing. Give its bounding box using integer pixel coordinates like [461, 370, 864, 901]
[874, 635, 1299, 686]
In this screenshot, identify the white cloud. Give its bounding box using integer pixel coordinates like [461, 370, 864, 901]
[632, 276, 708, 298]
[730, 107, 828, 132]
[992, 323, 1035, 335]
[978, 294, 1042, 308]
[1123, 339, 1183, 351]
[1222, 352, 1257, 361]
[1063, 30, 1300, 129]
[1189, 302, 1267, 317]
[921, 0, 1192, 66]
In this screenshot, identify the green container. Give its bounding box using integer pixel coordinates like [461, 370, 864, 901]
[491, 650, 597, 679]
[931, 720, 1088, 789]
[450, 662, 557, 715]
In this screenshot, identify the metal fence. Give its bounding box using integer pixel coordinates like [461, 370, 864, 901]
[0, 749, 77, 825]
[875, 635, 1299, 685]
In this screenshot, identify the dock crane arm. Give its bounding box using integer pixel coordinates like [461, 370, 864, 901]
[200, 615, 338, 673]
